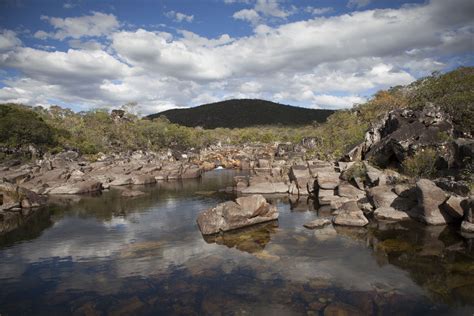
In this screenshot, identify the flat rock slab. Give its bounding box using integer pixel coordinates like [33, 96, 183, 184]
[241, 182, 288, 194]
[197, 194, 278, 235]
[317, 172, 340, 190]
[303, 218, 331, 229]
[338, 182, 366, 200]
[333, 210, 369, 227]
[48, 181, 102, 195]
[374, 207, 410, 221]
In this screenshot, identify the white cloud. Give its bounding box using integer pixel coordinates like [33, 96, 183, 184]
[254, 0, 292, 18]
[233, 9, 261, 25]
[0, 30, 21, 51]
[233, 0, 295, 24]
[347, 0, 372, 9]
[0, 0, 473, 113]
[165, 11, 194, 23]
[36, 12, 119, 40]
[305, 6, 333, 15]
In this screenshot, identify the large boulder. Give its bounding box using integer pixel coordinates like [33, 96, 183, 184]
[410, 179, 451, 225]
[0, 180, 46, 211]
[288, 165, 312, 195]
[196, 195, 278, 235]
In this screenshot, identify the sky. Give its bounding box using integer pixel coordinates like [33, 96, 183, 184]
[0, 0, 473, 115]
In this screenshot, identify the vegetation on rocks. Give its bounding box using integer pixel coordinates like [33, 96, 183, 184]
[0, 67, 472, 168]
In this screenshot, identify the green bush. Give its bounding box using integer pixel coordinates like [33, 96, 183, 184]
[402, 148, 438, 178]
[0, 104, 57, 150]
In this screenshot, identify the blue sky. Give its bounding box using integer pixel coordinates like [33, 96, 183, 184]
[0, 0, 472, 114]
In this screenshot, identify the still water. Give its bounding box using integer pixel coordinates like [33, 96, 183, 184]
[0, 170, 473, 315]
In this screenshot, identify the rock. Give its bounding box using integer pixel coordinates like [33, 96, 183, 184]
[360, 105, 455, 169]
[462, 196, 473, 222]
[461, 220, 474, 233]
[333, 203, 369, 227]
[411, 179, 450, 225]
[374, 207, 410, 221]
[48, 180, 103, 195]
[313, 225, 338, 241]
[132, 174, 156, 185]
[304, 218, 331, 229]
[337, 182, 365, 200]
[435, 178, 471, 197]
[241, 182, 288, 194]
[110, 175, 133, 186]
[196, 195, 278, 235]
[440, 195, 465, 219]
[181, 165, 202, 179]
[367, 186, 398, 208]
[121, 189, 145, 197]
[317, 171, 340, 190]
[324, 302, 364, 316]
[363, 161, 383, 186]
[288, 165, 312, 195]
[258, 159, 271, 168]
[393, 184, 417, 200]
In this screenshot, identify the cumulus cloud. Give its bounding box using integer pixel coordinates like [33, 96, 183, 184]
[233, 9, 261, 25]
[0, 30, 21, 51]
[165, 11, 194, 23]
[233, 0, 295, 24]
[0, 0, 473, 113]
[35, 11, 119, 40]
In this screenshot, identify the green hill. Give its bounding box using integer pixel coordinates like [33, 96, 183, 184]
[147, 99, 335, 128]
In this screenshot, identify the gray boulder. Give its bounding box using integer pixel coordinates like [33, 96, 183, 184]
[410, 179, 451, 225]
[196, 195, 278, 235]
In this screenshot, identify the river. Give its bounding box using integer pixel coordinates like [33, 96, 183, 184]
[0, 170, 473, 315]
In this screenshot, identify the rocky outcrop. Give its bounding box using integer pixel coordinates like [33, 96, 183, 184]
[360, 104, 455, 168]
[333, 201, 369, 227]
[196, 195, 278, 235]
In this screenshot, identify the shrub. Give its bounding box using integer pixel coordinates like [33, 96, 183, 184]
[402, 148, 438, 178]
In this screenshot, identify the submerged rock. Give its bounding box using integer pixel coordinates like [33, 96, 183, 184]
[196, 194, 278, 235]
[121, 189, 146, 197]
[303, 218, 331, 229]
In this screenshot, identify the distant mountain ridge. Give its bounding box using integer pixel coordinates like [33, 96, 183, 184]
[147, 99, 335, 129]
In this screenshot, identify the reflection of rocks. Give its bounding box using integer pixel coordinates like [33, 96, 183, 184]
[203, 221, 278, 254]
[313, 225, 338, 241]
[197, 194, 278, 235]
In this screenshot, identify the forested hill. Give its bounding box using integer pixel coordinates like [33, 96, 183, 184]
[147, 99, 335, 128]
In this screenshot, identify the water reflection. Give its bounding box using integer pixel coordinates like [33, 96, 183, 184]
[203, 221, 279, 254]
[0, 170, 472, 315]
